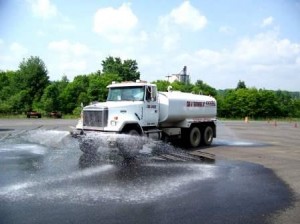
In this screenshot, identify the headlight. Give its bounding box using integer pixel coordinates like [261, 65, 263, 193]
[110, 116, 118, 126]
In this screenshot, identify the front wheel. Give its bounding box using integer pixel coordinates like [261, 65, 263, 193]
[126, 129, 139, 136]
[118, 129, 143, 159]
[79, 138, 97, 155]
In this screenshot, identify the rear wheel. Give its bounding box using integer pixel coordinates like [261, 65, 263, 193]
[188, 126, 201, 148]
[202, 126, 214, 146]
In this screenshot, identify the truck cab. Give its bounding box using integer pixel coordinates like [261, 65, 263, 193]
[76, 80, 159, 135]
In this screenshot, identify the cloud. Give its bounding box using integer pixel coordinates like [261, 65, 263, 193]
[169, 1, 207, 31]
[142, 31, 300, 90]
[48, 40, 89, 56]
[219, 26, 235, 35]
[200, 32, 300, 89]
[48, 40, 94, 78]
[261, 16, 274, 27]
[55, 16, 76, 31]
[233, 31, 300, 65]
[93, 3, 138, 43]
[160, 1, 207, 32]
[27, 0, 57, 19]
[158, 1, 207, 51]
[60, 60, 87, 71]
[162, 33, 181, 51]
[0, 41, 29, 71]
[10, 42, 28, 55]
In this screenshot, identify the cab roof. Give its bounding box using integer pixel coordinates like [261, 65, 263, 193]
[107, 80, 156, 88]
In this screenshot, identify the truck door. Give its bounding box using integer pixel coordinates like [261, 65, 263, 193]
[144, 86, 159, 126]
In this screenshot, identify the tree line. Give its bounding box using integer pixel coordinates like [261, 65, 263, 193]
[0, 56, 299, 118]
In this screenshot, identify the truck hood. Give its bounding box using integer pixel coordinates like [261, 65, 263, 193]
[84, 101, 143, 110]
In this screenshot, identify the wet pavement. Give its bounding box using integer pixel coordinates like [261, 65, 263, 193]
[0, 119, 296, 224]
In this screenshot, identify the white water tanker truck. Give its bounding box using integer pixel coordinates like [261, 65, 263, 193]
[71, 80, 217, 157]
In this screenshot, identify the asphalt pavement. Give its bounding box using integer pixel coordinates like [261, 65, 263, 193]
[0, 119, 299, 224]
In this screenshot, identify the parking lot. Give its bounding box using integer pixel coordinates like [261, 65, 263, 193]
[0, 119, 299, 224]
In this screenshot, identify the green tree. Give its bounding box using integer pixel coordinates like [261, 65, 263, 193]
[171, 80, 194, 92]
[88, 73, 121, 102]
[9, 90, 31, 112]
[275, 90, 294, 117]
[236, 80, 247, 89]
[192, 80, 217, 97]
[256, 90, 279, 118]
[0, 71, 9, 90]
[60, 75, 89, 113]
[18, 56, 50, 108]
[152, 80, 171, 91]
[40, 83, 61, 112]
[101, 56, 140, 81]
[292, 99, 300, 117]
[0, 71, 20, 101]
[122, 59, 140, 81]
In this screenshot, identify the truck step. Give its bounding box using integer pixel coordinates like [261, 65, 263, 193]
[144, 129, 162, 139]
[143, 129, 162, 134]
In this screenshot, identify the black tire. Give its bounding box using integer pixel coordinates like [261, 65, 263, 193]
[79, 138, 97, 155]
[127, 129, 139, 135]
[188, 126, 201, 148]
[118, 129, 142, 159]
[202, 126, 214, 146]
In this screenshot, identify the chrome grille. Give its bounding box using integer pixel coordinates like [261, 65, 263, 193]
[83, 109, 108, 127]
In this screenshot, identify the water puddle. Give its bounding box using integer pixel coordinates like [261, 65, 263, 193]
[0, 129, 218, 204]
[213, 139, 267, 147]
[0, 162, 216, 204]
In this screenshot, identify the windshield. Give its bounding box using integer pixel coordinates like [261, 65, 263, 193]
[107, 86, 145, 101]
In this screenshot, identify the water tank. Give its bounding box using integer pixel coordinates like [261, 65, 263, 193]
[158, 91, 217, 123]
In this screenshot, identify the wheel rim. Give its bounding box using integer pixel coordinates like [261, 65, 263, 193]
[189, 126, 201, 147]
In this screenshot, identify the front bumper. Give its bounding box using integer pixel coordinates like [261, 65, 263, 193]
[70, 129, 118, 148]
[70, 129, 144, 158]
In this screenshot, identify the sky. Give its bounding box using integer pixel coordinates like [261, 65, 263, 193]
[0, 0, 300, 91]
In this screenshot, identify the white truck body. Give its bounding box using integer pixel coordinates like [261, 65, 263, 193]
[74, 81, 217, 154]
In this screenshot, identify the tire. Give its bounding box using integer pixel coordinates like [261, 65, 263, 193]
[127, 129, 139, 135]
[118, 129, 142, 159]
[202, 126, 214, 146]
[188, 126, 201, 148]
[79, 138, 97, 155]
